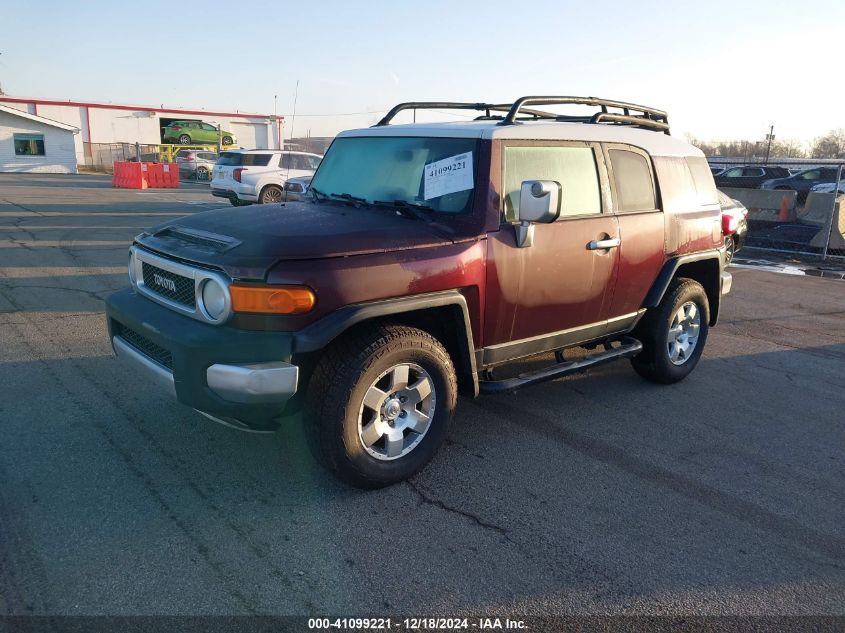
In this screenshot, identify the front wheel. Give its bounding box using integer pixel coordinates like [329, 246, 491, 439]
[631, 278, 709, 384]
[222, 135, 233, 145]
[304, 324, 457, 488]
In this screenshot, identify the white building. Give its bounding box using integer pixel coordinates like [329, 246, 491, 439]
[0, 104, 79, 173]
[0, 96, 284, 167]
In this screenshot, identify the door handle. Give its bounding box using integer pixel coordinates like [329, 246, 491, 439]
[587, 238, 621, 250]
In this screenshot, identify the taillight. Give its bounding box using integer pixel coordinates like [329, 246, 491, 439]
[184, 152, 195, 160]
[234, 168, 244, 182]
[171, 125, 182, 130]
[722, 211, 739, 235]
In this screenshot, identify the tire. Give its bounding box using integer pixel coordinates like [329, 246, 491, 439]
[222, 136, 233, 145]
[196, 166, 210, 181]
[178, 134, 191, 145]
[304, 324, 457, 488]
[259, 185, 283, 204]
[631, 278, 709, 384]
[228, 198, 245, 207]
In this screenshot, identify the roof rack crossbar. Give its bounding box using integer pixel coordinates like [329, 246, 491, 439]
[374, 102, 560, 127]
[499, 96, 670, 134]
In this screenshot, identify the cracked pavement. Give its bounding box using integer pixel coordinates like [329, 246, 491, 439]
[0, 174, 843, 616]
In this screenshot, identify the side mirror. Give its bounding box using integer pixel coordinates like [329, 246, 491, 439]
[515, 180, 561, 248]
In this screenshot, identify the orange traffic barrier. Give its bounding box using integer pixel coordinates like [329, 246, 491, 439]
[113, 161, 179, 189]
[777, 194, 790, 222]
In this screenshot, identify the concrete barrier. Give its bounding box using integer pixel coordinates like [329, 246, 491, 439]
[797, 192, 836, 228]
[720, 188, 798, 222]
[809, 196, 845, 250]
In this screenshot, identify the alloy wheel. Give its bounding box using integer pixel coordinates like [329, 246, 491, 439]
[667, 301, 701, 365]
[357, 363, 436, 461]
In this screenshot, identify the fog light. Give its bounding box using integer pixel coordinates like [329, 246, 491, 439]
[201, 279, 227, 320]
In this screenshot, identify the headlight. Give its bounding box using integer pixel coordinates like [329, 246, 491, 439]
[200, 278, 228, 320]
[128, 250, 137, 286]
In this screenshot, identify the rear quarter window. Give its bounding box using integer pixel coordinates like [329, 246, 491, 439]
[652, 157, 699, 213]
[685, 157, 720, 206]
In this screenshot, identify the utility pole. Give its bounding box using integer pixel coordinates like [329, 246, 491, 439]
[764, 124, 775, 164]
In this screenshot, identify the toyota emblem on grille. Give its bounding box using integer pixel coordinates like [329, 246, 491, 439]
[153, 272, 177, 292]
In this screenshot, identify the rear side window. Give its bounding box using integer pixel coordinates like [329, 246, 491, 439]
[216, 152, 272, 167]
[685, 157, 720, 205]
[503, 146, 601, 221]
[609, 149, 656, 212]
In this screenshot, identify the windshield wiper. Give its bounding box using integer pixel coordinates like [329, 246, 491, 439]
[330, 192, 368, 205]
[309, 186, 329, 201]
[309, 188, 367, 206]
[373, 199, 436, 222]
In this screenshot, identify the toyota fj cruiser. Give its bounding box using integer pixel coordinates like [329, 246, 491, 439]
[106, 96, 732, 488]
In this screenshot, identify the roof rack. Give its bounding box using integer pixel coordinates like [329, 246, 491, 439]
[500, 96, 670, 134]
[374, 102, 560, 127]
[374, 97, 670, 134]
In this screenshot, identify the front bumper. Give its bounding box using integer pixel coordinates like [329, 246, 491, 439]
[106, 287, 298, 431]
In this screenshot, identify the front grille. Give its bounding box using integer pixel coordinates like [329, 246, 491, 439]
[141, 262, 195, 307]
[115, 323, 173, 370]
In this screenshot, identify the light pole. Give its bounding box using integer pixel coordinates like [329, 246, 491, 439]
[764, 124, 775, 164]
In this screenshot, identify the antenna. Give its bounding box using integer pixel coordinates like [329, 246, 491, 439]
[282, 80, 299, 204]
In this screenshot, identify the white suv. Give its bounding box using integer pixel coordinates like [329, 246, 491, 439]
[210, 149, 322, 206]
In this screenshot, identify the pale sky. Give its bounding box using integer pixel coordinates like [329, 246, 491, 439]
[3, 0, 844, 144]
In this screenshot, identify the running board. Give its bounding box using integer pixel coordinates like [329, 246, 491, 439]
[478, 337, 643, 394]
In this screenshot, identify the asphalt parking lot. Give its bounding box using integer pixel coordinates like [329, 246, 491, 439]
[1, 173, 843, 616]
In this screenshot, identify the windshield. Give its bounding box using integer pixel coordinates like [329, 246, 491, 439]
[310, 136, 478, 214]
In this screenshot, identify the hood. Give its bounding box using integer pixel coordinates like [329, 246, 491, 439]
[135, 200, 474, 280]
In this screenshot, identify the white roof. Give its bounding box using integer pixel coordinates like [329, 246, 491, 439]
[338, 120, 702, 158]
[0, 104, 79, 132]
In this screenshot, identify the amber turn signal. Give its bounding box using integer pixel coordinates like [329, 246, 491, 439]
[230, 285, 316, 314]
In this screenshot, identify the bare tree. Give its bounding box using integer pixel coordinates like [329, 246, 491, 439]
[810, 129, 845, 159]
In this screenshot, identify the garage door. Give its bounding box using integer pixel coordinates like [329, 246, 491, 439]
[229, 122, 269, 149]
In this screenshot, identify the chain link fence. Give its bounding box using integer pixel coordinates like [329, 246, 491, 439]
[80, 142, 223, 183]
[706, 155, 845, 261]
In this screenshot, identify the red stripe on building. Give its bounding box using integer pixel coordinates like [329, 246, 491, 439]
[0, 96, 282, 121]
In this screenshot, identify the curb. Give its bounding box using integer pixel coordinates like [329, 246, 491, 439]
[804, 268, 845, 280]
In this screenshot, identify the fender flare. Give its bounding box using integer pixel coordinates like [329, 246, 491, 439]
[292, 290, 479, 395]
[643, 250, 724, 324]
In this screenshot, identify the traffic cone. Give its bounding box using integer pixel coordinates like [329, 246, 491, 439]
[777, 195, 790, 223]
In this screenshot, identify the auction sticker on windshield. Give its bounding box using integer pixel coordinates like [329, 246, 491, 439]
[424, 152, 473, 200]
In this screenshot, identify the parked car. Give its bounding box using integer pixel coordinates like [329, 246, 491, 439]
[105, 96, 731, 488]
[760, 167, 842, 203]
[810, 180, 845, 195]
[282, 175, 313, 201]
[710, 166, 725, 176]
[175, 149, 218, 181]
[718, 190, 748, 264]
[162, 121, 236, 146]
[210, 150, 322, 205]
[713, 165, 790, 190]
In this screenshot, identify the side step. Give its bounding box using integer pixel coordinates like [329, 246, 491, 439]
[478, 337, 643, 394]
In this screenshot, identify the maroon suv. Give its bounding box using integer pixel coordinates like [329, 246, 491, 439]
[105, 97, 732, 487]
